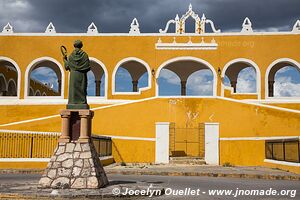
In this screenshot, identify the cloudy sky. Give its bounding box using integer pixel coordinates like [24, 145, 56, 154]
[1, 0, 300, 33]
[2, 0, 300, 96]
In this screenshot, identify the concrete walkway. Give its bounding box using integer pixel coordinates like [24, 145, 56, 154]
[104, 164, 300, 181]
[0, 164, 299, 181]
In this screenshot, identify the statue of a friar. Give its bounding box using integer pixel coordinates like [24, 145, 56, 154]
[61, 40, 90, 109]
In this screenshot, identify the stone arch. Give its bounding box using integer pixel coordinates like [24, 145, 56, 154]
[0, 74, 7, 96]
[29, 87, 34, 96]
[35, 90, 41, 96]
[7, 79, 17, 96]
[24, 57, 64, 98]
[156, 56, 217, 96]
[112, 57, 151, 94]
[0, 57, 21, 97]
[222, 58, 261, 98]
[265, 58, 300, 98]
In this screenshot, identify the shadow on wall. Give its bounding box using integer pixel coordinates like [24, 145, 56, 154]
[112, 140, 125, 164]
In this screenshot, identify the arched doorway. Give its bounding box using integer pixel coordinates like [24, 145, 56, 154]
[266, 59, 300, 97]
[87, 58, 107, 97]
[222, 59, 260, 96]
[157, 57, 217, 96]
[0, 57, 20, 97]
[25, 57, 64, 97]
[113, 58, 150, 94]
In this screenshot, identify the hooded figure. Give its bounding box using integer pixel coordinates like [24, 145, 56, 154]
[64, 40, 90, 109]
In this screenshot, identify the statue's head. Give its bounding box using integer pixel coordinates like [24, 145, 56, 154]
[74, 40, 83, 49]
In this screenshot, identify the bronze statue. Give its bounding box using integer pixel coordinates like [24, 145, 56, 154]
[61, 40, 90, 109]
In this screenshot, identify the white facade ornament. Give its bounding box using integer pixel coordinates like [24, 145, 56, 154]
[87, 22, 98, 34]
[292, 20, 300, 33]
[241, 17, 253, 33]
[45, 22, 56, 33]
[129, 18, 140, 34]
[2, 23, 13, 33]
[155, 36, 218, 50]
[159, 4, 220, 34]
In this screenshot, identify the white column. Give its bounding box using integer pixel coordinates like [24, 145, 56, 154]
[204, 123, 219, 165]
[155, 122, 170, 164]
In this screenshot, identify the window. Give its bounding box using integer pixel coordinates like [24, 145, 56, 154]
[266, 139, 299, 163]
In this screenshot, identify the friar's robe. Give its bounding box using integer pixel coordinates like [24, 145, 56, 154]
[64, 48, 90, 108]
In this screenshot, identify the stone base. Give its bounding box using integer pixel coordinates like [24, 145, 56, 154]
[39, 140, 108, 189]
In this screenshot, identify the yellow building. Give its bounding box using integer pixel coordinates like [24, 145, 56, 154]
[0, 5, 299, 173]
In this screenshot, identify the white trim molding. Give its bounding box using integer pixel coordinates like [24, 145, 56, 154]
[155, 122, 170, 164]
[156, 37, 218, 50]
[155, 56, 217, 97]
[0, 57, 21, 99]
[220, 136, 300, 141]
[265, 58, 300, 99]
[24, 57, 65, 99]
[264, 159, 300, 167]
[45, 22, 56, 34]
[2, 22, 13, 34]
[221, 58, 261, 99]
[112, 57, 152, 95]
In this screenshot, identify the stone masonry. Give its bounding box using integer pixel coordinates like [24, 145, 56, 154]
[39, 140, 108, 189]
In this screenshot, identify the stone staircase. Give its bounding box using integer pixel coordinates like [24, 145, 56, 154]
[169, 157, 206, 165]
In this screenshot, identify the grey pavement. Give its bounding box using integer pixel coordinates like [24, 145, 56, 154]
[0, 173, 299, 200]
[105, 164, 300, 180]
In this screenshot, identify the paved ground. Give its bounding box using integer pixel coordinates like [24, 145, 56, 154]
[0, 173, 299, 199]
[104, 164, 300, 180]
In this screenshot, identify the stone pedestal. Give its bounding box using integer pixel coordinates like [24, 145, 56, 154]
[39, 109, 108, 189]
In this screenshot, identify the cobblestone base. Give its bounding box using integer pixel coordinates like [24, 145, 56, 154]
[39, 141, 108, 189]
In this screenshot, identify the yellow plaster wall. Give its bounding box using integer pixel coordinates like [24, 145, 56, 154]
[0, 104, 109, 126]
[1, 97, 300, 165]
[220, 140, 265, 166]
[263, 103, 300, 111]
[1, 34, 300, 100]
[112, 139, 155, 163]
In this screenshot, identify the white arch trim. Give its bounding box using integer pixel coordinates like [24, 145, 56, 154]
[0, 57, 21, 99]
[24, 57, 65, 99]
[155, 56, 217, 97]
[265, 58, 300, 99]
[221, 58, 261, 99]
[112, 57, 152, 95]
[88, 57, 108, 99]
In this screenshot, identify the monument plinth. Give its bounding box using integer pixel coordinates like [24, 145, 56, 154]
[39, 109, 108, 189]
[39, 40, 108, 189]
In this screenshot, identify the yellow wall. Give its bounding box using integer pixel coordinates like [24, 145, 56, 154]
[220, 140, 265, 166]
[112, 139, 155, 163]
[1, 97, 300, 165]
[0, 104, 109, 126]
[263, 103, 300, 111]
[1, 34, 300, 100]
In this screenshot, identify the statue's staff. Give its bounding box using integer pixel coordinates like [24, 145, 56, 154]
[60, 45, 68, 60]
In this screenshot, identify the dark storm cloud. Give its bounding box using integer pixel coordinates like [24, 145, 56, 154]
[0, 0, 299, 33]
